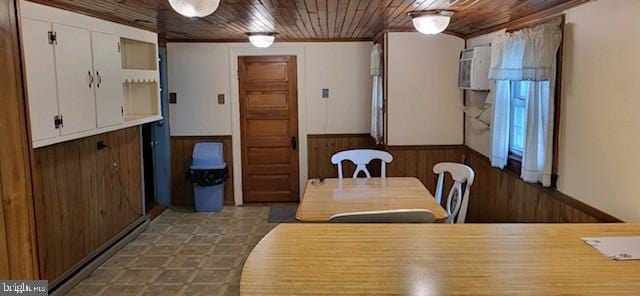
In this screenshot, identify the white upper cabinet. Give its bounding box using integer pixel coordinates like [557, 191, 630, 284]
[92, 32, 125, 128]
[21, 18, 59, 142]
[53, 23, 97, 136]
[19, 0, 161, 148]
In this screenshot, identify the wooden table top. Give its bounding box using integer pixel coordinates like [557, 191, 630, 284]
[296, 177, 449, 222]
[241, 223, 640, 295]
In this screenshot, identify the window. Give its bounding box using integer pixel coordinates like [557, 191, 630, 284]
[509, 81, 529, 157]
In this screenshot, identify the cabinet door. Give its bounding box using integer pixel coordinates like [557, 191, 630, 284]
[53, 23, 96, 136]
[92, 32, 124, 128]
[21, 18, 60, 142]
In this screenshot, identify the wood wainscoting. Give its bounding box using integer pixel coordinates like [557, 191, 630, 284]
[171, 136, 234, 206]
[307, 134, 466, 195]
[307, 134, 618, 223]
[386, 145, 466, 195]
[33, 126, 144, 285]
[464, 148, 620, 223]
[308, 134, 378, 179]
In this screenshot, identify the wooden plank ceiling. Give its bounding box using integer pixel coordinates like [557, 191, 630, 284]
[31, 0, 589, 41]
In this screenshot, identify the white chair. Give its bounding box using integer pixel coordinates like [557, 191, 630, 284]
[433, 162, 475, 224]
[329, 209, 435, 223]
[330, 149, 393, 178]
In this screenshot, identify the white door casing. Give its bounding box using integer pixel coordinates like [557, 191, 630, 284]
[228, 46, 308, 206]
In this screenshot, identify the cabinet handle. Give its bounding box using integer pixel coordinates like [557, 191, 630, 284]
[96, 71, 102, 88]
[88, 71, 94, 88]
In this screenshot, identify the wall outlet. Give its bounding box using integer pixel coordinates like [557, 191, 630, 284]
[322, 88, 330, 99]
[169, 93, 177, 104]
[218, 94, 225, 104]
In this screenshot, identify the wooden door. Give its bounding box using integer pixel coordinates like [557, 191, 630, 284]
[239, 56, 299, 202]
[52, 23, 96, 136]
[92, 32, 124, 128]
[21, 17, 60, 142]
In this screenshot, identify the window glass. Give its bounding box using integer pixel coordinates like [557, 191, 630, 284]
[510, 81, 529, 156]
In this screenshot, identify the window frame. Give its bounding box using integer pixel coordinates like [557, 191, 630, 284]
[508, 81, 528, 157]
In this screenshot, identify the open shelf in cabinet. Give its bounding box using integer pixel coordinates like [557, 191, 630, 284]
[123, 81, 160, 122]
[121, 38, 157, 70]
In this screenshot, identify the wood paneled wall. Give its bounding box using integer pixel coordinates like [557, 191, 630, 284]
[307, 134, 618, 223]
[171, 136, 234, 206]
[464, 148, 619, 223]
[0, 0, 39, 280]
[308, 134, 378, 179]
[307, 134, 465, 195]
[386, 146, 466, 195]
[33, 127, 143, 284]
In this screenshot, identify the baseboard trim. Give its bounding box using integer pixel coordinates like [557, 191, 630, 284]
[386, 144, 466, 151]
[170, 135, 232, 139]
[307, 133, 372, 139]
[49, 216, 150, 295]
[464, 147, 621, 223]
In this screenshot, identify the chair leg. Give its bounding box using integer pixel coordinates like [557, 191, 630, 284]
[434, 174, 444, 204]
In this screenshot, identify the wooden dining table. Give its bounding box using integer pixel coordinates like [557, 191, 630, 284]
[240, 223, 640, 295]
[296, 177, 449, 222]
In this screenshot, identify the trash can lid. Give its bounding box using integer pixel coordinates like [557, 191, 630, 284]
[192, 142, 224, 163]
[190, 162, 227, 170]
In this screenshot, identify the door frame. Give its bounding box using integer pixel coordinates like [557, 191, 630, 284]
[238, 55, 300, 203]
[229, 46, 308, 205]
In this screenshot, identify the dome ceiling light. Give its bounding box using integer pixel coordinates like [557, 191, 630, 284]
[168, 0, 221, 18]
[247, 32, 277, 48]
[408, 10, 454, 35]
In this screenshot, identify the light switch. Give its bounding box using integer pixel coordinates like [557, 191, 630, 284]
[218, 94, 225, 104]
[322, 88, 330, 99]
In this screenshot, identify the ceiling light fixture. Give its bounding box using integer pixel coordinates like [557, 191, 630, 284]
[168, 0, 220, 18]
[247, 32, 277, 48]
[408, 10, 454, 35]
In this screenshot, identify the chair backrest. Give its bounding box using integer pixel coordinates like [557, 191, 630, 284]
[433, 162, 475, 224]
[329, 209, 435, 223]
[330, 149, 393, 178]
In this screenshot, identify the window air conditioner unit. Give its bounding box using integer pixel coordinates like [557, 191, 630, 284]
[458, 46, 490, 90]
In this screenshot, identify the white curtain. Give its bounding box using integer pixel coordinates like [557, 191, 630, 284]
[489, 21, 561, 187]
[488, 80, 511, 168]
[521, 77, 554, 186]
[489, 21, 562, 81]
[370, 44, 384, 144]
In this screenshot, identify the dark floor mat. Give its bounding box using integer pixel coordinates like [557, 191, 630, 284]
[268, 206, 299, 223]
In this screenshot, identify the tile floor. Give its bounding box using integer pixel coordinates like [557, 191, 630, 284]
[67, 206, 277, 296]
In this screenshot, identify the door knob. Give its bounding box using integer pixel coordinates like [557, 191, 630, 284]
[291, 136, 298, 150]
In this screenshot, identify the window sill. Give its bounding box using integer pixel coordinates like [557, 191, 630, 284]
[506, 153, 522, 176]
[505, 152, 558, 189]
